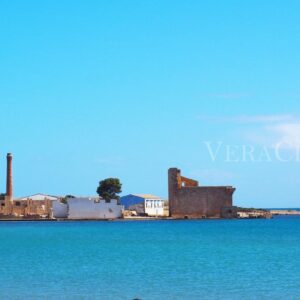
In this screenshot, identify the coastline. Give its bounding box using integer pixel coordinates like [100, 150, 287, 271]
[0, 215, 297, 222]
[1, 209, 299, 221]
[270, 209, 300, 215]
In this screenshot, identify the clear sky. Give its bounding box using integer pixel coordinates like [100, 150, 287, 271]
[1, 1, 300, 208]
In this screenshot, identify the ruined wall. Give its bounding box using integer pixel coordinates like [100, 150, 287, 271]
[0, 199, 52, 218]
[168, 168, 235, 219]
[0, 153, 53, 218]
[25, 199, 51, 217]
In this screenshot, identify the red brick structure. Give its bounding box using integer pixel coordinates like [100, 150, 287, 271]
[0, 154, 54, 218]
[168, 168, 235, 219]
[6, 153, 13, 199]
[3, 153, 13, 214]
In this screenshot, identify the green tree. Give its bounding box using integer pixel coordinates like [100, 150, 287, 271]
[61, 194, 75, 204]
[96, 178, 122, 202]
[0, 193, 6, 200]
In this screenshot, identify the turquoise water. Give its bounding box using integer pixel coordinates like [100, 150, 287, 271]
[0, 217, 300, 300]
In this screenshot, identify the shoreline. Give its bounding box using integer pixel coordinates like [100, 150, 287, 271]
[1, 209, 299, 222]
[270, 209, 300, 215]
[0, 215, 297, 222]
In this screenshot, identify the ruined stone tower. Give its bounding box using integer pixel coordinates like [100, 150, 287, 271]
[168, 168, 235, 219]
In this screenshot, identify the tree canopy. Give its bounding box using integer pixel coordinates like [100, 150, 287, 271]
[61, 194, 75, 204]
[96, 178, 122, 202]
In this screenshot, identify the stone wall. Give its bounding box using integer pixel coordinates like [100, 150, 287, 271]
[168, 168, 235, 219]
[0, 199, 52, 218]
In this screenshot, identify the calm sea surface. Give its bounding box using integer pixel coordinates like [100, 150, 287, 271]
[0, 216, 300, 300]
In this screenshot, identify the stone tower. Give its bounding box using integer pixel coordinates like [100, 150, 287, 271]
[168, 168, 181, 217]
[168, 167, 235, 219]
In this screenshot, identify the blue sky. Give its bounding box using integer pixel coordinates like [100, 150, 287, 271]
[1, 1, 300, 207]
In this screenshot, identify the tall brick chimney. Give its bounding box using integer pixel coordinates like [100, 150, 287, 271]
[6, 153, 13, 199]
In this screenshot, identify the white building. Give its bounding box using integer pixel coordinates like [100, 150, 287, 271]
[120, 194, 166, 217]
[52, 201, 68, 218]
[52, 197, 124, 220]
[17, 193, 61, 202]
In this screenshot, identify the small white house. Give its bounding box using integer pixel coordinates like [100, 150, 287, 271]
[120, 194, 166, 217]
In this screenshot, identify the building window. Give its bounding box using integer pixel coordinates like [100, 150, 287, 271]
[15, 201, 21, 206]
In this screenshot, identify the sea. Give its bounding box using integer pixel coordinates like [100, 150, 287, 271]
[0, 216, 300, 300]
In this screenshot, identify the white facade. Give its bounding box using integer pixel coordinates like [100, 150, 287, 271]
[67, 198, 124, 220]
[122, 194, 166, 217]
[52, 201, 68, 218]
[144, 197, 165, 216]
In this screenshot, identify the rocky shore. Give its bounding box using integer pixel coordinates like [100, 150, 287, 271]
[237, 208, 272, 219]
[270, 210, 300, 215]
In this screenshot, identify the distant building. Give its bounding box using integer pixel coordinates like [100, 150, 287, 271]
[168, 168, 235, 219]
[0, 153, 62, 218]
[11, 193, 61, 218]
[0, 153, 124, 220]
[16, 193, 60, 202]
[52, 197, 124, 220]
[120, 194, 166, 216]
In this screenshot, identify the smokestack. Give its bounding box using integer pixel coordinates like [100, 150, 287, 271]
[6, 153, 13, 199]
